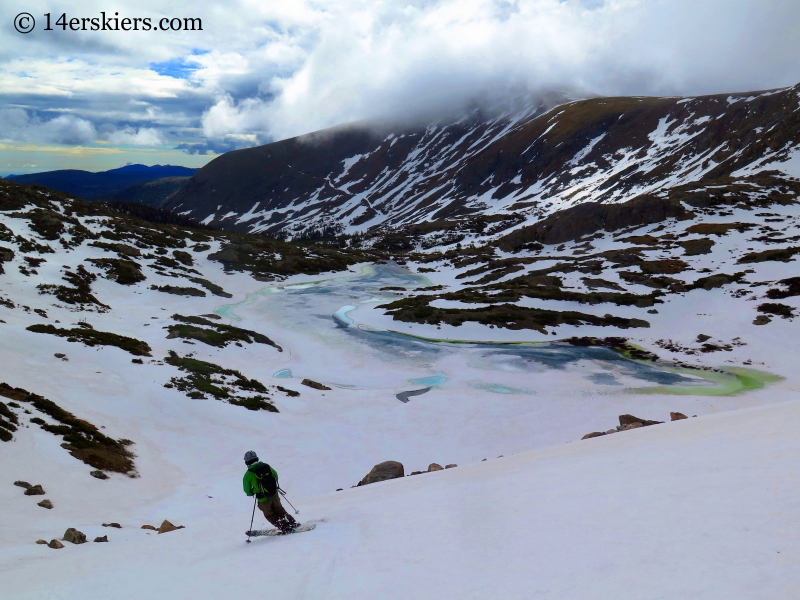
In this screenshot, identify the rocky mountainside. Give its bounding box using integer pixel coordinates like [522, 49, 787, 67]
[164, 85, 800, 242]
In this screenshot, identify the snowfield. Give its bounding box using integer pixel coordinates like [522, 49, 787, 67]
[2, 169, 800, 597]
[3, 398, 800, 599]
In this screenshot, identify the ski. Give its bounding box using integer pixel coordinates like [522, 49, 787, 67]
[247, 523, 316, 537]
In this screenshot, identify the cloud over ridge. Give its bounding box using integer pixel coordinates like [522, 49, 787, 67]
[1, 0, 799, 163]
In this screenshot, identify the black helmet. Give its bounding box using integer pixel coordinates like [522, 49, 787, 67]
[244, 450, 258, 465]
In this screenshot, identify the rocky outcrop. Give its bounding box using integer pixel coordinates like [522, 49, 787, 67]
[157, 520, 185, 534]
[62, 528, 87, 544]
[582, 413, 668, 440]
[13, 480, 32, 489]
[670, 412, 688, 421]
[499, 196, 689, 250]
[619, 414, 664, 427]
[427, 463, 444, 472]
[358, 461, 405, 486]
[94, 536, 108, 542]
[24, 484, 45, 496]
[301, 379, 332, 391]
[37, 499, 53, 509]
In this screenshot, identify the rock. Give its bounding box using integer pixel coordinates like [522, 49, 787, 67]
[358, 461, 405, 486]
[336, 488, 343, 491]
[48, 539, 64, 549]
[696, 334, 712, 343]
[408, 471, 424, 476]
[427, 463, 444, 472]
[618, 414, 663, 427]
[37, 499, 53, 509]
[90, 470, 109, 480]
[35, 539, 47, 545]
[63, 528, 87, 544]
[24, 484, 45, 496]
[158, 520, 184, 534]
[94, 536, 108, 543]
[14, 480, 32, 489]
[753, 315, 771, 325]
[141, 525, 157, 530]
[606, 429, 617, 434]
[627, 422, 643, 429]
[300, 379, 332, 391]
[670, 412, 688, 421]
[102, 523, 122, 528]
[445, 464, 457, 469]
[582, 432, 606, 439]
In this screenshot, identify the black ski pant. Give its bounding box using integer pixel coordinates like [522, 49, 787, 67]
[258, 494, 296, 531]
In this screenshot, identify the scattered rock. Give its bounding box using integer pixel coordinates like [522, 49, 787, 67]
[94, 535, 108, 543]
[37, 499, 53, 509]
[90, 470, 109, 480]
[102, 522, 122, 528]
[24, 484, 45, 496]
[48, 539, 64, 549]
[35, 539, 47, 545]
[618, 414, 663, 427]
[141, 524, 157, 530]
[300, 379, 332, 391]
[670, 412, 688, 421]
[427, 463, 444, 472]
[62, 528, 87, 544]
[445, 464, 457, 469]
[358, 461, 405, 486]
[582, 432, 606, 439]
[13, 480, 32, 489]
[157, 519, 185, 534]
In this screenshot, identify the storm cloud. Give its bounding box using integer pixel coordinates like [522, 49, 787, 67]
[1, 0, 799, 168]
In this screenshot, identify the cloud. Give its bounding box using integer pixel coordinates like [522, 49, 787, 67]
[0, 109, 96, 145]
[104, 127, 165, 145]
[1, 0, 800, 162]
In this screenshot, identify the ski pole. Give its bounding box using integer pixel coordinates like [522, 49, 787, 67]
[246, 496, 256, 544]
[279, 488, 300, 515]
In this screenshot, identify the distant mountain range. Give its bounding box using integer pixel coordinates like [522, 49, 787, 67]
[6, 164, 197, 202]
[163, 85, 800, 242]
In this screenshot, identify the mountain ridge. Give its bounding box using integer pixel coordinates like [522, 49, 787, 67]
[7, 164, 197, 201]
[163, 85, 800, 243]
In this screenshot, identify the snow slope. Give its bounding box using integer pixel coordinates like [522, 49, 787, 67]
[2, 180, 800, 598]
[3, 398, 799, 599]
[165, 84, 800, 241]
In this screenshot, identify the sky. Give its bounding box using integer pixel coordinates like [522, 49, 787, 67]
[0, 0, 799, 175]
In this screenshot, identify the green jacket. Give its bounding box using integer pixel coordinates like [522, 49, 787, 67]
[243, 461, 279, 503]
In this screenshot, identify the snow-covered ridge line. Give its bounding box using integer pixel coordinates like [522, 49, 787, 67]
[163, 85, 800, 241]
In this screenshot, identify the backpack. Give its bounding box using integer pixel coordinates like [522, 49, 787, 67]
[252, 463, 278, 499]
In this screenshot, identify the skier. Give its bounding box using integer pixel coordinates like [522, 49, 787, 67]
[243, 450, 298, 534]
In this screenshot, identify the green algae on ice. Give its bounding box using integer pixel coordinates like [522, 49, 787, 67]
[630, 367, 782, 396]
